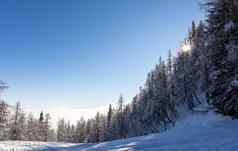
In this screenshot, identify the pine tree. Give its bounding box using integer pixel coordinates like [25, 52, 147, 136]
[0, 82, 9, 140]
[26, 113, 36, 141]
[44, 113, 51, 141]
[167, 50, 177, 122]
[104, 104, 113, 141]
[38, 111, 45, 141]
[206, 0, 238, 115]
[75, 117, 86, 143]
[117, 94, 125, 139]
[18, 112, 27, 140]
[10, 102, 21, 140]
[0, 101, 9, 140]
[85, 119, 92, 142]
[128, 96, 143, 137]
[123, 104, 130, 138]
[107, 104, 112, 129]
[57, 118, 66, 142]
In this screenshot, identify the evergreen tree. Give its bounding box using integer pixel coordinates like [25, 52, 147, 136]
[26, 113, 37, 141]
[57, 118, 66, 142]
[38, 111, 45, 141]
[0, 101, 9, 140]
[107, 104, 112, 129]
[206, 0, 238, 115]
[75, 117, 86, 143]
[94, 112, 100, 142]
[10, 102, 21, 140]
[117, 95, 126, 138]
[44, 113, 51, 141]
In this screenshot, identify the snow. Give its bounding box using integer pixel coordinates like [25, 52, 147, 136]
[231, 80, 238, 87]
[0, 141, 79, 151]
[224, 21, 234, 31]
[1, 111, 238, 151]
[192, 102, 211, 113]
[192, 107, 209, 112]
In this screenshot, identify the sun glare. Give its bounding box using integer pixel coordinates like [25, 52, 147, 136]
[182, 43, 191, 52]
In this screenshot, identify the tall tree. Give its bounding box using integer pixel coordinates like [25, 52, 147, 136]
[75, 117, 86, 143]
[117, 94, 125, 138]
[57, 118, 66, 142]
[44, 113, 51, 141]
[26, 113, 37, 141]
[0, 101, 9, 140]
[206, 0, 238, 115]
[107, 104, 112, 129]
[38, 111, 45, 141]
[10, 102, 21, 140]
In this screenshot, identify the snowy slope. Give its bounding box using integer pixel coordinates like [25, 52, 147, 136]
[1, 111, 238, 151]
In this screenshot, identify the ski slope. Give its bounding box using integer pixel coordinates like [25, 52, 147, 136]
[1, 111, 238, 151]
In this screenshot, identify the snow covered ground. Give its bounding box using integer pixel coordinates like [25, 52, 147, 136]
[1, 111, 238, 151]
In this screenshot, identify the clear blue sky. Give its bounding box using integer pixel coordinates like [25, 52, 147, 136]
[0, 0, 204, 113]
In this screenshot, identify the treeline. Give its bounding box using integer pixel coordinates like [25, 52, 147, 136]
[0, 0, 237, 143]
[0, 97, 56, 141]
[55, 0, 238, 143]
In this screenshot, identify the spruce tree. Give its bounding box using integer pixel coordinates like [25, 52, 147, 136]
[206, 0, 238, 115]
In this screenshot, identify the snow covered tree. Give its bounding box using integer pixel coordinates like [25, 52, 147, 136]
[26, 113, 38, 141]
[38, 111, 45, 141]
[9, 102, 27, 141]
[107, 104, 112, 129]
[116, 94, 127, 139]
[167, 50, 177, 122]
[0, 101, 9, 140]
[43, 113, 51, 141]
[122, 104, 130, 138]
[94, 112, 101, 142]
[0, 81, 9, 140]
[75, 117, 86, 143]
[104, 104, 116, 140]
[18, 112, 27, 140]
[57, 118, 66, 142]
[85, 119, 92, 142]
[10, 102, 21, 140]
[86, 113, 102, 142]
[205, 0, 238, 115]
[128, 96, 144, 137]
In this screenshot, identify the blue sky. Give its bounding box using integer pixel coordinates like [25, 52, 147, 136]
[0, 0, 204, 118]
